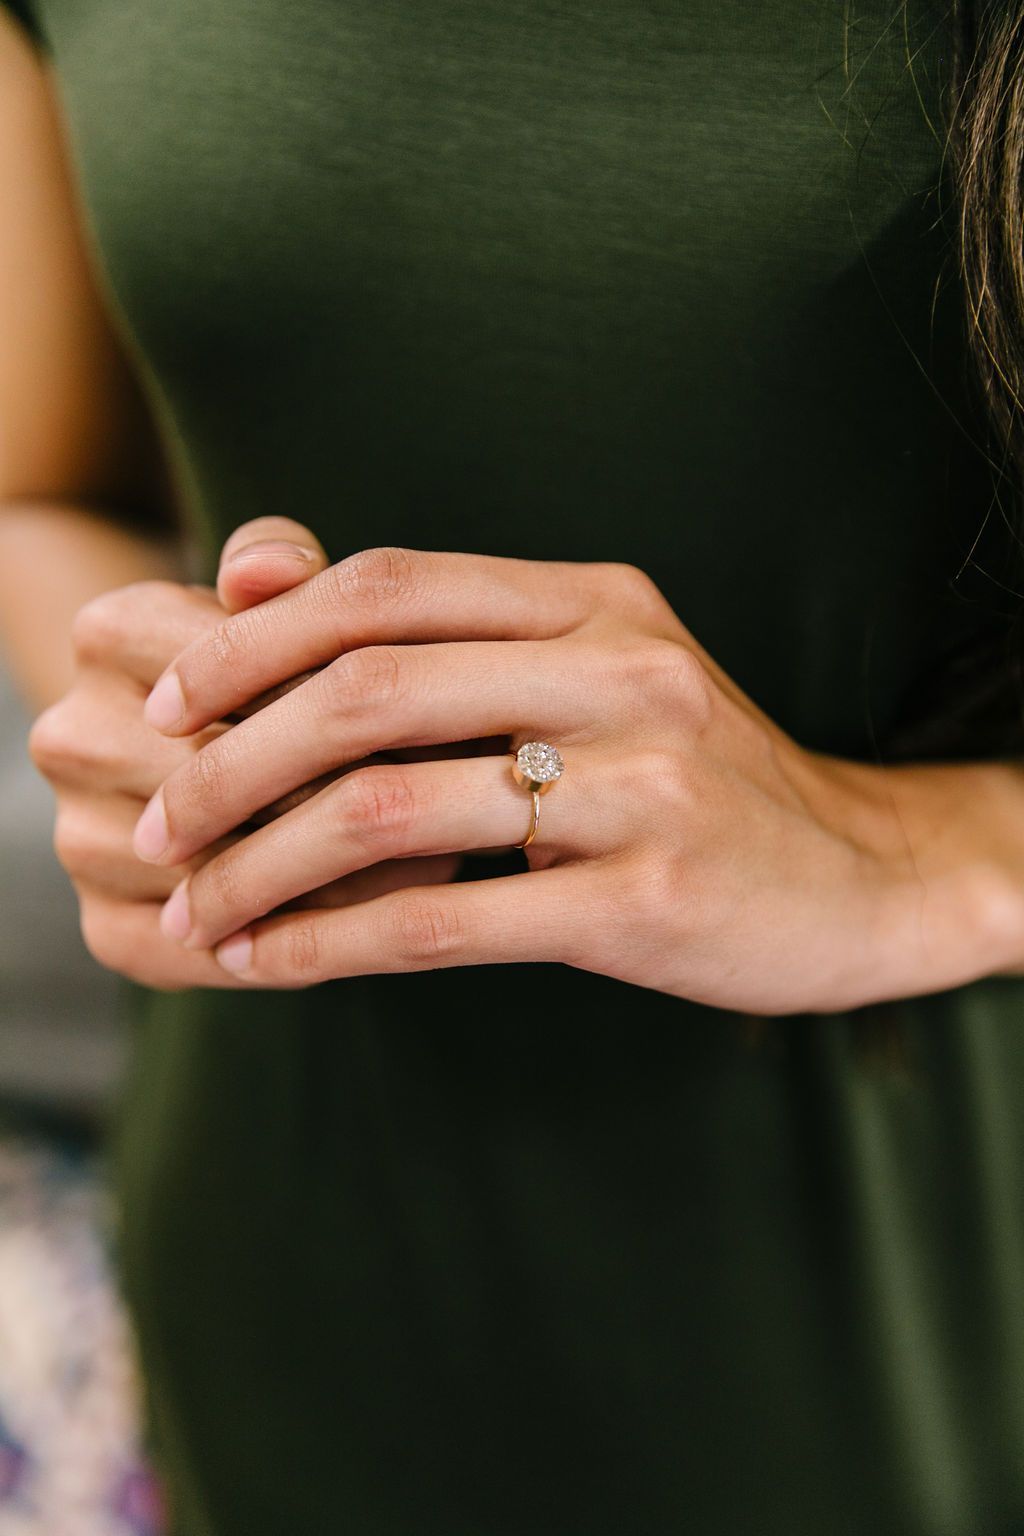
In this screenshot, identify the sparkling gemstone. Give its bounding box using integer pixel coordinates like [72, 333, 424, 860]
[515, 741, 564, 783]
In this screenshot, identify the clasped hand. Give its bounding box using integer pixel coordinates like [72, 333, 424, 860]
[33, 517, 1008, 1011]
[36, 519, 1013, 1007]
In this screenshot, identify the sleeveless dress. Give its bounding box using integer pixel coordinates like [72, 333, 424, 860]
[7, 1, 1024, 1531]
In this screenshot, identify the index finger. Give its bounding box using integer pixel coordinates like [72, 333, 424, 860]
[143, 546, 595, 737]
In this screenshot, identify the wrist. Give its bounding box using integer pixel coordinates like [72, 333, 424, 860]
[807, 751, 1024, 1005]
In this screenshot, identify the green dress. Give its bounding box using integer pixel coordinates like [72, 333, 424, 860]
[8, 0, 1024, 1530]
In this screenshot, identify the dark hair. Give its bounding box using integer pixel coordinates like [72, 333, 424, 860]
[881, 0, 1024, 764]
[744, 1, 1024, 1070]
[949, 2, 1024, 499]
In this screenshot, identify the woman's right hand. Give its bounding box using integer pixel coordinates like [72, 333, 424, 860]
[25, 519, 323, 988]
[28, 516, 465, 990]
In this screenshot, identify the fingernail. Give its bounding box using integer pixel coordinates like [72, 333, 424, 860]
[227, 540, 316, 566]
[133, 790, 169, 862]
[145, 671, 185, 732]
[160, 878, 191, 942]
[216, 930, 253, 975]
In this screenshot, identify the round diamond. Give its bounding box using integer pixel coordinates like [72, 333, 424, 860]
[515, 741, 564, 784]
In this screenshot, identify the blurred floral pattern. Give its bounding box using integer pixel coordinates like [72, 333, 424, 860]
[0, 1136, 164, 1536]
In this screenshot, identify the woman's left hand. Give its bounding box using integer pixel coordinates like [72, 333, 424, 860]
[132, 543, 1016, 1012]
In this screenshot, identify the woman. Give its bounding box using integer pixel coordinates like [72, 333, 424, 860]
[2, 0, 1024, 1529]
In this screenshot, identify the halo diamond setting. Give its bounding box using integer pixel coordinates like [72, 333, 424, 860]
[514, 741, 564, 786]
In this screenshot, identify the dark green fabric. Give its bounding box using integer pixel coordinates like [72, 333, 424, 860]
[15, 0, 1024, 1530]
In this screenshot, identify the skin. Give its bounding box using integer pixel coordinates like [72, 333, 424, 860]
[127, 539, 1024, 1013]
[0, 19, 459, 982]
[0, 8, 184, 708]
[27, 522, 466, 991]
[5, 10, 1024, 1013]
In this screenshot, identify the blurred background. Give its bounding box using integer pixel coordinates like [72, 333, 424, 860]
[0, 665, 162, 1536]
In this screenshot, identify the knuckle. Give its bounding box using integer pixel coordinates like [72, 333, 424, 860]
[198, 610, 257, 678]
[604, 561, 660, 600]
[283, 917, 326, 983]
[27, 704, 67, 775]
[384, 892, 463, 968]
[630, 639, 714, 716]
[53, 806, 97, 876]
[632, 747, 694, 809]
[28, 702, 84, 779]
[331, 545, 421, 611]
[678, 653, 715, 723]
[626, 636, 684, 680]
[70, 591, 124, 663]
[79, 900, 126, 974]
[335, 767, 420, 846]
[174, 743, 231, 819]
[70, 582, 179, 664]
[195, 853, 248, 924]
[593, 561, 666, 617]
[323, 645, 405, 715]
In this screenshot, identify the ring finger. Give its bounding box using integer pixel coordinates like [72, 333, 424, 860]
[159, 747, 610, 951]
[135, 637, 612, 866]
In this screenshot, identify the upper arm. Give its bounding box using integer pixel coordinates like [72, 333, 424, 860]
[0, 8, 177, 527]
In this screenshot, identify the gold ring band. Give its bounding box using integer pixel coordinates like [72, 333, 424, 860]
[510, 741, 564, 851]
[515, 790, 542, 850]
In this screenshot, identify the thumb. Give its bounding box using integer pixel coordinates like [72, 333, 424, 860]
[216, 516, 329, 614]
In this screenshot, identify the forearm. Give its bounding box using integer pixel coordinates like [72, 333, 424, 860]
[815, 752, 1024, 1000]
[0, 499, 187, 710]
